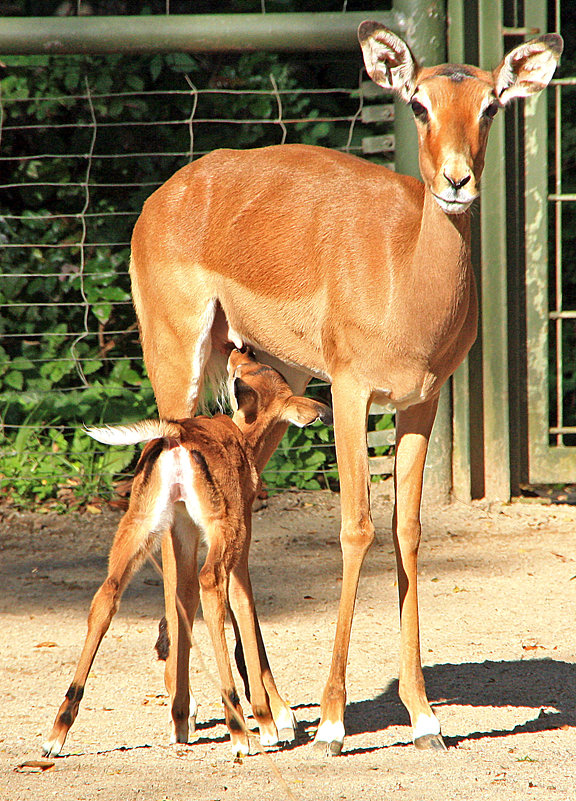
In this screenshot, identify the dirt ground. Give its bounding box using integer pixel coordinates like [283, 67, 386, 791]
[1, 481, 575, 801]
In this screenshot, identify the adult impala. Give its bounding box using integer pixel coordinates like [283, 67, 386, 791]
[129, 23, 562, 754]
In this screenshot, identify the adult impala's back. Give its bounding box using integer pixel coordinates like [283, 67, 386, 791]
[130, 23, 562, 754]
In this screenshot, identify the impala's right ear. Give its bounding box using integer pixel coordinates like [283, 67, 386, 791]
[358, 21, 418, 101]
[494, 33, 563, 104]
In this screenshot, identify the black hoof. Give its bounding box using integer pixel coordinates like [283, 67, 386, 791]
[414, 732, 447, 751]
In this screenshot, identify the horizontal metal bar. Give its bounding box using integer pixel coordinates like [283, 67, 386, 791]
[368, 455, 394, 475]
[549, 193, 576, 201]
[366, 429, 395, 448]
[502, 26, 540, 36]
[0, 12, 392, 55]
[549, 311, 576, 319]
[549, 427, 576, 435]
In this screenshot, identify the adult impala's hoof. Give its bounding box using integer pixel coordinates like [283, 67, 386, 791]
[313, 737, 343, 756]
[414, 732, 447, 751]
[312, 720, 344, 756]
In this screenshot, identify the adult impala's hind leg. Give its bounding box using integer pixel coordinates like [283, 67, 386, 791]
[133, 282, 218, 420]
[161, 504, 200, 744]
[394, 398, 446, 750]
[43, 510, 161, 756]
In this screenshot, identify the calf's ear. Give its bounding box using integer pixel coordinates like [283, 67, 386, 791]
[282, 397, 333, 428]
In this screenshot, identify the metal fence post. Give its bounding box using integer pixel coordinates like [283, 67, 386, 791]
[478, 0, 511, 501]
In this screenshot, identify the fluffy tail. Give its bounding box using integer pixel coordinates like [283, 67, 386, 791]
[84, 419, 182, 446]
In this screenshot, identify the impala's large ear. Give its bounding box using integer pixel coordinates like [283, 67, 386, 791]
[494, 34, 563, 104]
[358, 21, 418, 101]
[282, 397, 333, 429]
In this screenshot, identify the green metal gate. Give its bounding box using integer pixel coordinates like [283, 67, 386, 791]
[448, 0, 574, 500]
[525, 0, 576, 484]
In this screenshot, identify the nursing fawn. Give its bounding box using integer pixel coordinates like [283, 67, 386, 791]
[43, 347, 332, 757]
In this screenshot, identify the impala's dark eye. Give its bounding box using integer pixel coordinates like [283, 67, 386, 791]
[410, 99, 429, 123]
[483, 101, 500, 120]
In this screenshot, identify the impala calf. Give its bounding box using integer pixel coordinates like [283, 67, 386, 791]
[129, 22, 562, 754]
[43, 348, 332, 758]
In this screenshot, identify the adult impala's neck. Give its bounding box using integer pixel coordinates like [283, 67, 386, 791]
[416, 187, 472, 278]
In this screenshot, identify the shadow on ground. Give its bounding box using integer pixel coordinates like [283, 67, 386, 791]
[337, 658, 576, 749]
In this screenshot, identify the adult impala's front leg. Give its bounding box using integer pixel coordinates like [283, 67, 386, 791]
[314, 375, 374, 755]
[394, 397, 446, 750]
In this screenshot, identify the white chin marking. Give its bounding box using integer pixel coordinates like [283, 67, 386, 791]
[433, 195, 474, 215]
[413, 712, 441, 741]
[314, 719, 345, 745]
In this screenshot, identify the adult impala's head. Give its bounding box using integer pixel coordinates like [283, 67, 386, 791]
[358, 22, 563, 214]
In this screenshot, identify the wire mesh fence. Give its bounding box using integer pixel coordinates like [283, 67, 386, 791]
[0, 31, 395, 508]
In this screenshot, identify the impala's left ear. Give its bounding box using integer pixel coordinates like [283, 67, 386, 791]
[494, 33, 563, 104]
[282, 397, 333, 428]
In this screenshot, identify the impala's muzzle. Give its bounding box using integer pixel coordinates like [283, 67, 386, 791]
[431, 160, 478, 215]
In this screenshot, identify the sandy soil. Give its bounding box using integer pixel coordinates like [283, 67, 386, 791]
[1, 482, 575, 801]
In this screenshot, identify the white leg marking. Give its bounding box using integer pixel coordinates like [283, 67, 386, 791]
[42, 738, 63, 757]
[230, 738, 251, 758]
[274, 705, 296, 735]
[413, 712, 441, 741]
[189, 694, 198, 735]
[314, 719, 345, 745]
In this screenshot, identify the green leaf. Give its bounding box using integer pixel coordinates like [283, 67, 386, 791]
[4, 371, 24, 390]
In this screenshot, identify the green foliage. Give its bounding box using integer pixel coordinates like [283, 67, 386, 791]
[0, 37, 393, 507]
[263, 418, 338, 492]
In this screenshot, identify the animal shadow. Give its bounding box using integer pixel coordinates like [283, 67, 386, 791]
[344, 658, 576, 746]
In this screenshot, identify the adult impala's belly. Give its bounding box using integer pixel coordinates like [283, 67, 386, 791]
[214, 276, 331, 379]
